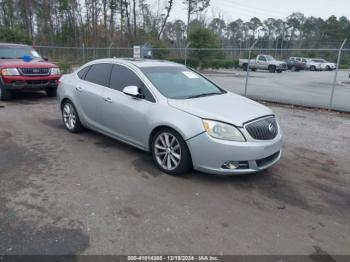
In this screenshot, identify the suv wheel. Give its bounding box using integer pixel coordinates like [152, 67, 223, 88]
[291, 65, 296, 72]
[151, 128, 192, 176]
[0, 83, 13, 101]
[46, 87, 57, 97]
[61, 100, 83, 133]
[310, 66, 316, 71]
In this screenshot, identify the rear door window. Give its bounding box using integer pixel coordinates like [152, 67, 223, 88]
[77, 66, 91, 80]
[84, 63, 113, 87]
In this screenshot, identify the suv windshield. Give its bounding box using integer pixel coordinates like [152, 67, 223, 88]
[141, 66, 225, 99]
[0, 46, 42, 59]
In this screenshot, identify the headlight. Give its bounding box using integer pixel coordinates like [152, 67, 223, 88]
[202, 119, 246, 142]
[50, 68, 61, 75]
[1, 68, 20, 76]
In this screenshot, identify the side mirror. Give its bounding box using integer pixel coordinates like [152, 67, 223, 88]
[43, 57, 49, 62]
[122, 86, 143, 98]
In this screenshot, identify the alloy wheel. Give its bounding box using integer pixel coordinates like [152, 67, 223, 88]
[63, 103, 77, 130]
[154, 132, 181, 171]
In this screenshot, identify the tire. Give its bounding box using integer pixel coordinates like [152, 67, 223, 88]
[151, 128, 192, 176]
[46, 87, 57, 97]
[291, 65, 296, 72]
[326, 65, 330, 71]
[251, 68, 257, 72]
[277, 69, 283, 73]
[268, 65, 276, 73]
[242, 64, 248, 71]
[61, 100, 83, 133]
[310, 66, 316, 71]
[0, 83, 13, 101]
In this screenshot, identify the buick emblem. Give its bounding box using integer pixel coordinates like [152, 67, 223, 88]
[268, 123, 276, 134]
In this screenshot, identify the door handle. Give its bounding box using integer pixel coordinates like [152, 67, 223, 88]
[75, 86, 83, 92]
[103, 97, 112, 103]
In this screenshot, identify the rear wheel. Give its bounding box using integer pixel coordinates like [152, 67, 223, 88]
[310, 66, 316, 71]
[151, 128, 192, 176]
[291, 65, 297, 72]
[268, 65, 276, 73]
[46, 87, 57, 97]
[251, 68, 257, 72]
[326, 65, 330, 71]
[61, 100, 83, 133]
[0, 83, 13, 101]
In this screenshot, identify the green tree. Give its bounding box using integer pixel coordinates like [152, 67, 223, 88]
[188, 26, 221, 65]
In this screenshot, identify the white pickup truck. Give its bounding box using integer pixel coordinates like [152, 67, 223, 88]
[239, 54, 288, 73]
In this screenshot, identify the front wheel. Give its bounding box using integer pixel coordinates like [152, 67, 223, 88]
[268, 65, 276, 73]
[61, 100, 83, 133]
[310, 66, 316, 71]
[0, 83, 13, 101]
[151, 128, 192, 176]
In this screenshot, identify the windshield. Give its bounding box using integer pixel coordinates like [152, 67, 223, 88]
[141, 66, 225, 99]
[0, 46, 42, 59]
[265, 55, 275, 61]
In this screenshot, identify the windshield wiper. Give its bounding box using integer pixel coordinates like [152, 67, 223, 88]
[187, 92, 221, 99]
[0, 57, 15, 59]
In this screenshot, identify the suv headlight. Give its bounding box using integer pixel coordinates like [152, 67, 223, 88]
[1, 68, 20, 76]
[202, 119, 246, 142]
[50, 68, 61, 75]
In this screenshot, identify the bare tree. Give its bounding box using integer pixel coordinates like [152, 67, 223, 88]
[183, 0, 210, 35]
[157, 0, 174, 40]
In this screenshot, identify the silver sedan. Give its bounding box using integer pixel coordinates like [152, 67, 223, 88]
[57, 58, 282, 175]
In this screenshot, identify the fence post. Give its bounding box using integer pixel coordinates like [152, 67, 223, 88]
[329, 38, 347, 110]
[184, 42, 191, 66]
[244, 40, 258, 97]
[82, 43, 85, 63]
[108, 42, 113, 57]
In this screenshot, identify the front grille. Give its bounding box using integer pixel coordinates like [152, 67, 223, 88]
[245, 117, 278, 140]
[256, 151, 280, 167]
[19, 68, 50, 76]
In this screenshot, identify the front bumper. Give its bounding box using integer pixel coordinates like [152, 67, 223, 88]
[187, 131, 283, 175]
[277, 64, 288, 71]
[1, 75, 60, 91]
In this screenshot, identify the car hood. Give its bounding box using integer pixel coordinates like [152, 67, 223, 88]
[0, 59, 58, 68]
[168, 92, 273, 127]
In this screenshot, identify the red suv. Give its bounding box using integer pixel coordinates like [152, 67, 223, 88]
[0, 43, 61, 101]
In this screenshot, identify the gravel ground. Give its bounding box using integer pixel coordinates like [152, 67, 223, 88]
[0, 93, 349, 256]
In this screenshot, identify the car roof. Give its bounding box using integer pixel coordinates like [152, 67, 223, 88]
[87, 58, 183, 68]
[0, 43, 31, 48]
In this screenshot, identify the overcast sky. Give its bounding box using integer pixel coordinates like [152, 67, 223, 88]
[168, 0, 350, 22]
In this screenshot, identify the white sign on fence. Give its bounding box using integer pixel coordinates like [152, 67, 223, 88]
[133, 46, 141, 58]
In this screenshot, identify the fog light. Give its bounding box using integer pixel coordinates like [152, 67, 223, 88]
[222, 161, 240, 169]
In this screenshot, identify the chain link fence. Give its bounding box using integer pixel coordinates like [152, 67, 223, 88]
[35, 43, 350, 112]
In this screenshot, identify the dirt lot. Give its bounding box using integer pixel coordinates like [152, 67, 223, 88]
[0, 93, 349, 256]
